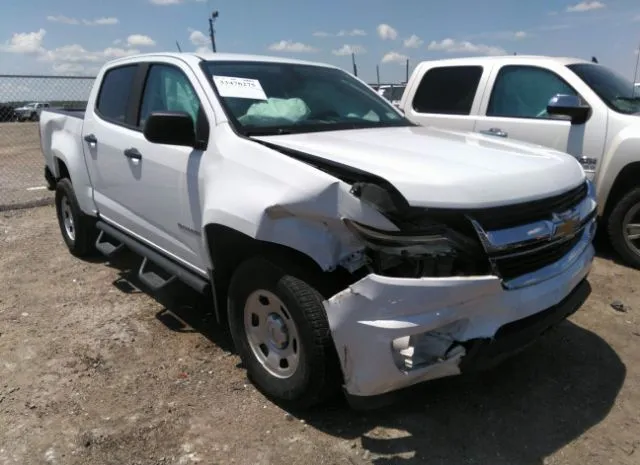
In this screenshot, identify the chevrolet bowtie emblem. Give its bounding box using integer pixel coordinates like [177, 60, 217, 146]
[551, 210, 580, 238]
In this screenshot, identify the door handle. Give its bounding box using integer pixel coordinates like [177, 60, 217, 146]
[123, 148, 142, 160]
[84, 133, 97, 144]
[480, 127, 508, 138]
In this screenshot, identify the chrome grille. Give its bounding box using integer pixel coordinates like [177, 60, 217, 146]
[468, 180, 596, 288]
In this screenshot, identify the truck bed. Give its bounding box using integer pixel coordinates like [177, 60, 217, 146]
[46, 108, 85, 119]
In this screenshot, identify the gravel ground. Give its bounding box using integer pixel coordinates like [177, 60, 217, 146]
[1, 205, 639, 465]
[0, 122, 53, 210]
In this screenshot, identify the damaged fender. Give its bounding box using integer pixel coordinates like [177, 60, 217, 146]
[199, 132, 398, 271]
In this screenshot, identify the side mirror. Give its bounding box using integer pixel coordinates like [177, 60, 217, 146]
[143, 111, 196, 147]
[546, 94, 591, 125]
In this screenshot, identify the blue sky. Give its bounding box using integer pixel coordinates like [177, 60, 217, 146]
[0, 0, 639, 83]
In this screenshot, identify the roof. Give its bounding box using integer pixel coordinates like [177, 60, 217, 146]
[414, 54, 591, 67]
[106, 51, 339, 69]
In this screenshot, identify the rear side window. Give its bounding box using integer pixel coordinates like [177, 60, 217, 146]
[96, 65, 137, 123]
[412, 66, 483, 115]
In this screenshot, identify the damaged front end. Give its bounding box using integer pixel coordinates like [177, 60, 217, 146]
[324, 179, 596, 399]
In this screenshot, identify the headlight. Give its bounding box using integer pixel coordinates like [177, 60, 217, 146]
[344, 219, 468, 255]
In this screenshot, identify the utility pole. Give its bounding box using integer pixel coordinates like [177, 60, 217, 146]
[633, 40, 640, 94]
[209, 10, 219, 53]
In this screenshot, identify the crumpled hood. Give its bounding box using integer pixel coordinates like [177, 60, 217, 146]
[253, 125, 586, 209]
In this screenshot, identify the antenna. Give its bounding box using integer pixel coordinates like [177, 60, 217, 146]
[209, 10, 219, 52]
[352, 52, 358, 76]
[405, 59, 409, 83]
[376, 65, 380, 86]
[176, 41, 182, 52]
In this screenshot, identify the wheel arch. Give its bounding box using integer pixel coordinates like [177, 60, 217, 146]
[204, 223, 355, 328]
[601, 161, 640, 220]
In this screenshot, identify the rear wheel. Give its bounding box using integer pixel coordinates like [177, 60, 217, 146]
[227, 256, 340, 409]
[607, 186, 640, 269]
[55, 178, 97, 258]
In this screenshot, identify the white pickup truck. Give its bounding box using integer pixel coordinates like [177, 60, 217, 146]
[39, 52, 596, 409]
[400, 55, 640, 269]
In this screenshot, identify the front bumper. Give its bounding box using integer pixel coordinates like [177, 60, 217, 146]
[323, 222, 595, 399]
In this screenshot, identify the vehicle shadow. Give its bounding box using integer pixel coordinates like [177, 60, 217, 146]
[97, 249, 625, 465]
[300, 321, 626, 465]
[99, 250, 235, 353]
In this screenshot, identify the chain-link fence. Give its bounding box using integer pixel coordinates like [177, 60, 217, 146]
[0, 74, 96, 211]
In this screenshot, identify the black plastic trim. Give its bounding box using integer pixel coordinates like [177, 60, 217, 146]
[95, 221, 210, 294]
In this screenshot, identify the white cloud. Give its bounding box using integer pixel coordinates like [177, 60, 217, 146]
[268, 40, 316, 53]
[127, 34, 156, 47]
[83, 17, 119, 26]
[313, 31, 331, 37]
[103, 47, 141, 59]
[403, 34, 423, 48]
[377, 24, 398, 40]
[53, 62, 86, 74]
[381, 51, 408, 64]
[514, 31, 527, 39]
[338, 29, 366, 37]
[427, 38, 506, 56]
[566, 1, 605, 12]
[46, 15, 79, 25]
[195, 46, 210, 54]
[113, 39, 122, 45]
[39, 44, 141, 64]
[332, 44, 366, 56]
[150, 0, 183, 4]
[189, 29, 210, 47]
[1, 29, 47, 54]
[46, 15, 118, 26]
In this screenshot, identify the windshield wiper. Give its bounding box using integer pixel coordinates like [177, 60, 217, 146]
[243, 127, 293, 136]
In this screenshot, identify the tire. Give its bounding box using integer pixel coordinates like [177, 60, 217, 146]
[55, 178, 98, 258]
[607, 186, 640, 269]
[227, 256, 340, 410]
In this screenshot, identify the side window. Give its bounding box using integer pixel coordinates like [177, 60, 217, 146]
[487, 65, 578, 119]
[138, 64, 202, 128]
[412, 66, 483, 115]
[96, 65, 137, 123]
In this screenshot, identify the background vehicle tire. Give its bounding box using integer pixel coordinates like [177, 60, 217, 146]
[607, 186, 640, 269]
[227, 256, 340, 410]
[55, 178, 97, 258]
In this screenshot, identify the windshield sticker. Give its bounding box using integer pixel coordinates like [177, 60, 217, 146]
[213, 76, 267, 100]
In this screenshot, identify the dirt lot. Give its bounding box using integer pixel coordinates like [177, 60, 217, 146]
[0, 122, 52, 210]
[1, 206, 639, 465]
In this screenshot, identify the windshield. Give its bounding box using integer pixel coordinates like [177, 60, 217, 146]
[203, 61, 411, 135]
[567, 63, 640, 115]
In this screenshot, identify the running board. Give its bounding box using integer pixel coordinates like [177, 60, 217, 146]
[95, 230, 124, 257]
[95, 221, 210, 294]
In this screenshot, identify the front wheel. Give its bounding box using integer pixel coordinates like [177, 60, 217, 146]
[607, 186, 640, 269]
[227, 256, 340, 409]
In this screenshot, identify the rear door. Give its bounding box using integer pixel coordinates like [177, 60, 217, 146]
[402, 63, 492, 132]
[473, 63, 607, 171]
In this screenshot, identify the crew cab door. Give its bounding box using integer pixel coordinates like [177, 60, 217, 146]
[81, 59, 211, 274]
[401, 62, 491, 132]
[473, 63, 607, 177]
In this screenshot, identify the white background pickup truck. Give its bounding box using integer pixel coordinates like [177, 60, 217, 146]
[40, 52, 596, 409]
[400, 55, 640, 269]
